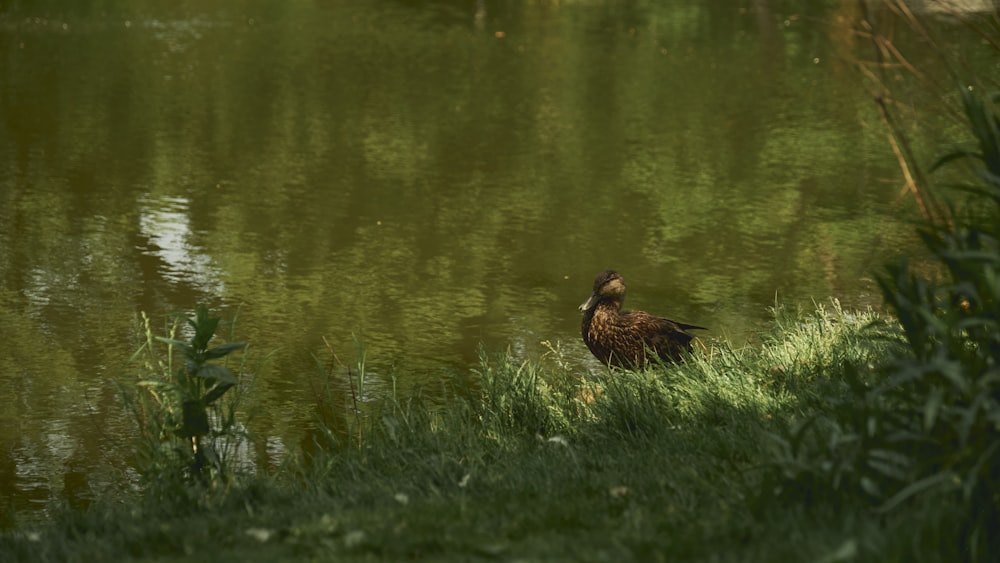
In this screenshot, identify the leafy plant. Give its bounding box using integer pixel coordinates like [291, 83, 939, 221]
[760, 88, 1000, 560]
[876, 87, 1000, 557]
[126, 305, 249, 488]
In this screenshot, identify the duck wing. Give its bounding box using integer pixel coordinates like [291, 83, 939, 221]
[620, 311, 705, 335]
[620, 311, 705, 363]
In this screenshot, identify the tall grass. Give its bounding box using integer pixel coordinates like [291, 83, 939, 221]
[476, 347, 576, 440]
[283, 301, 890, 560]
[1, 302, 921, 562]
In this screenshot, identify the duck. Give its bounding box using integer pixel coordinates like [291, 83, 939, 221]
[579, 270, 705, 369]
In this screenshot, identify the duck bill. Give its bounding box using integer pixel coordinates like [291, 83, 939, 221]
[579, 293, 597, 312]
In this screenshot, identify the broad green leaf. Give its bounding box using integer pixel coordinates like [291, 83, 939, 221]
[923, 387, 944, 432]
[935, 360, 970, 396]
[816, 539, 857, 563]
[194, 364, 238, 386]
[202, 381, 235, 406]
[878, 471, 957, 513]
[859, 477, 881, 498]
[931, 148, 978, 172]
[190, 305, 221, 352]
[957, 392, 987, 447]
[963, 442, 1000, 499]
[205, 342, 247, 360]
[866, 449, 911, 481]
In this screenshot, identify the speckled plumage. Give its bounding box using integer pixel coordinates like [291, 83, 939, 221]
[579, 270, 704, 369]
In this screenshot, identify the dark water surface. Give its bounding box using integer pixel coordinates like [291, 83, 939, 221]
[0, 0, 990, 520]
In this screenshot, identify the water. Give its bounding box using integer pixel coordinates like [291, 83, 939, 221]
[0, 0, 991, 522]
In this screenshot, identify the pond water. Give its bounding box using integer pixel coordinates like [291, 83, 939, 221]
[0, 0, 991, 522]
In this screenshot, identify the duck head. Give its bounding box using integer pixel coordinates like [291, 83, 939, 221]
[579, 269, 626, 312]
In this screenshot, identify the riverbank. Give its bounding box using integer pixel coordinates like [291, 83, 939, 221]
[3, 302, 968, 562]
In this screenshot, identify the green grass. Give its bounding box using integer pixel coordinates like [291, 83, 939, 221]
[0, 303, 963, 562]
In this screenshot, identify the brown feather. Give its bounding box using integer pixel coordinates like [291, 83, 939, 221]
[579, 270, 704, 369]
